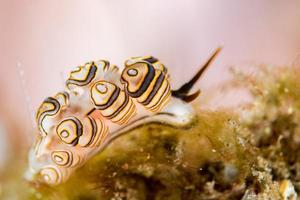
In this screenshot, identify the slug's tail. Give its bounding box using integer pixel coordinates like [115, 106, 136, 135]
[171, 47, 222, 103]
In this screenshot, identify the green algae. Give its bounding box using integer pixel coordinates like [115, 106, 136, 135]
[239, 66, 300, 196]
[26, 110, 249, 200]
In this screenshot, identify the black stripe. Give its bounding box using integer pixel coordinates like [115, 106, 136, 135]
[102, 60, 110, 71]
[149, 82, 169, 111]
[105, 93, 129, 119]
[142, 72, 165, 106]
[144, 57, 158, 64]
[95, 87, 121, 110]
[117, 101, 135, 123]
[62, 92, 69, 102]
[57, 117, 83, 146]
[161, 64, 168, 74]
[73, 117, 83, 137]
[85, 117, 98, 147]
[66, 64, 97, 87]
[86, 108, 96, 116]
[38, 97, 60, 120]
[70, 117, 83, 146]
[127, 62, 155, 98]
[52, 151, 72, 167]
[38, 97, 61, 135]
[68, 151, 73, 167]
[44, 97, 60, 115]
[57, 92, 69, 106]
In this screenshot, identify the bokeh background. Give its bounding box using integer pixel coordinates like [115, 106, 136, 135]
[1, 0, 300, 172]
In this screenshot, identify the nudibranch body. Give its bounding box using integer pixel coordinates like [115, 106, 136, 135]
[25, 49, 221, 186]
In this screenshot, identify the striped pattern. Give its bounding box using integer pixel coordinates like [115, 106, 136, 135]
[66, 62, 98, 89]
[125, 56, 167, 74]
[36, 97, 61, 136]
[90, 81, 136, 125]
[121, 61, 171, 112]
[51, 150, 73, 167]
[56, 117, 83, 146]
[30, 56, 180, 186]
[51, 149, 82, 168]
[78, 116, 108, 147]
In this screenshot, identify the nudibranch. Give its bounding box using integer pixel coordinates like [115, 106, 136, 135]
[25, 48, 221, 186]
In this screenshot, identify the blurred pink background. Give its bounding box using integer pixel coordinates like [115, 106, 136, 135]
[1, 0, 300, 164]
